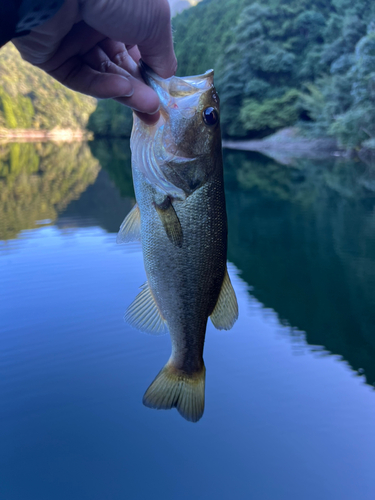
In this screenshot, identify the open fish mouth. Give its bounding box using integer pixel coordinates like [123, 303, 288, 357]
[139, 60, 214, 120]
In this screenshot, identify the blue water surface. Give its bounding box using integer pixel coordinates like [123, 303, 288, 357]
[1, 141, 375, 500]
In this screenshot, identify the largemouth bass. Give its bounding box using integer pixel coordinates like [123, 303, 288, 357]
[118, 63, 238, 422]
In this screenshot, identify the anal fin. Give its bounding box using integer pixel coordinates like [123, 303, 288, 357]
[154, 196, 183, 247]
[210, 268, 238, 330]
[125, 282, 168, 335]
[117, 204, 141, 244]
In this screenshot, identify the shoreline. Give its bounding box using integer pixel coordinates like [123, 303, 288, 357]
[222, 127, 342, 165]
[1, 127, 374, 166]
[0, 128, 92, 143]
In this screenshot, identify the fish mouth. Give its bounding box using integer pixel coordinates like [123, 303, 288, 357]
[139, 60, 214, 117]
[140, 60, 214, 88]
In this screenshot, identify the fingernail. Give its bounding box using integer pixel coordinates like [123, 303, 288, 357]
[111, 76, 134, 98]
[111, 88, 134, 98]
[122, 87, 134, 97]
[148, 104, 160, 115]
[118, 79, 134, 97]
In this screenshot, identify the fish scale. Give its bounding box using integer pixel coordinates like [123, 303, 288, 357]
[137, 170, 226, 368]
[118, 64, 238, 422]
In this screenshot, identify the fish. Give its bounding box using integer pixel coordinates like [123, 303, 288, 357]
[117, 62, 238, 422]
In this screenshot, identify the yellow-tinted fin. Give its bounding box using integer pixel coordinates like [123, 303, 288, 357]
[125, 282, 168, 335]
[154, 197, 183, 248]
[210, 268, 238, 330]
[116, 204, 141, 244]
[143, 362, 206, 423]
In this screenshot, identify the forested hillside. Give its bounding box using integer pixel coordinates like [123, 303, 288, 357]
[88, 0, 375, 148]
[0, 43, 96, 131]
[173, 0, 375, 148]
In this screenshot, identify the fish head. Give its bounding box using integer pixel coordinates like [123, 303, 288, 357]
[131, 62, 222, 200]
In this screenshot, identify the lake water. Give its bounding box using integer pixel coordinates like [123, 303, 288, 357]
[1, 140, 375, 499]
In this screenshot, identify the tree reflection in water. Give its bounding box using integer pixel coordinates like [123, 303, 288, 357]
[223, 149, 375, 388]
[1, 139, 375, 389]
[0, 141, 100, 240]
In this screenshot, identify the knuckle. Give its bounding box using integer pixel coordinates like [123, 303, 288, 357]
[99, 59, 113, 73]
[112, 50, 128, 67]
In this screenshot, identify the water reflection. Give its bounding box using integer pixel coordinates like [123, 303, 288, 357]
[1, 140, 375, 498]
[224, 149, 375, 387]
[91, 140, 375, 390]
[88, 139, 134, 199]
[0, 141, 100, 240]
[1, 139, 375, 392]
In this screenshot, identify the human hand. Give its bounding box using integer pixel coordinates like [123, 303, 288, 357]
[12, 0, 177, 124]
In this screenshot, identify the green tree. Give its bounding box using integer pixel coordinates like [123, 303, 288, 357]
[329, 27, 375, 147]
[0, 43, 96, 130]
[88, 0, 375, 146]
[87, 99, 133, 137]
[240, 90, 300, 132]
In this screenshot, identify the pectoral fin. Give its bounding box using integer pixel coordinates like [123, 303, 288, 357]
[154, 196, 183, 247]
[125, 282, 168, 335]
[210, 268, 238, 330]
[117, 204, 141, 244]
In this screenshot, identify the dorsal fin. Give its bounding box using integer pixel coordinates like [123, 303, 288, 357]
[125, 282, 168, 335]
[210, 268, 238, 330]
[154, 196, 183, 247]
[117, 204, 141, 244]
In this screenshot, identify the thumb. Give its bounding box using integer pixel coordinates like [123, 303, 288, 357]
[136, 1, 177, 78]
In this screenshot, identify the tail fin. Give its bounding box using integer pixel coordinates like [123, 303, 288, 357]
[143, 362, 206, 423]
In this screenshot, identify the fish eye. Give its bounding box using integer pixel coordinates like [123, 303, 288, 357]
[202, 107, 218, 126]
